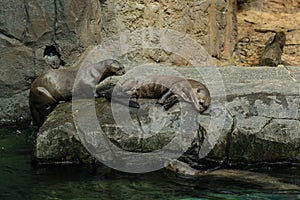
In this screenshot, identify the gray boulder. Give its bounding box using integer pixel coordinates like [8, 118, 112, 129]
[34, 66, 300, 168]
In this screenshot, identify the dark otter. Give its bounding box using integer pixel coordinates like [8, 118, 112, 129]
[29, 59, 125, 127]
[107, 76, 210, 113]
[259, 31, 286, 66]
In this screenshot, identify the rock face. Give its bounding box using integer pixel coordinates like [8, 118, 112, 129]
[218, 66, 300, 165]
[100, 0, 237, 64]
[34, 66, 300, 168]
[0, 0, 237, 124]
[0, 0, 101, 124]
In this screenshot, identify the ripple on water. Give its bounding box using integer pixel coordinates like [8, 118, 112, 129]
[0, 126, 299, 200]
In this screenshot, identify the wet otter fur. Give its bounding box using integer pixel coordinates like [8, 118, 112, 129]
[29, 59, 125, 127]
[106, 76, 210, 112]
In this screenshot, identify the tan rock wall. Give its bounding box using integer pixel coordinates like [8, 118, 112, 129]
[100, 0, 237, 64]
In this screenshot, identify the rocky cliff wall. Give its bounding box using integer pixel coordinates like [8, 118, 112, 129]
[0, 0, 237, 125]
[0, 0, 102, 124]
[100, 0, 237, 63]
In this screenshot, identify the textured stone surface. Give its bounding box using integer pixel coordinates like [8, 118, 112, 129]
[0, 0, 101, 124]
[0, 0, 237, 125]
[34, 66, 300, 168]
[35, 97, 203, 164]
[0, 91, 31, 124]
[0, 36, 35, 97]
[100, 0, 237, 64]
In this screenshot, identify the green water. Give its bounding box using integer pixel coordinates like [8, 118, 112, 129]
[0, 126, 299, 200]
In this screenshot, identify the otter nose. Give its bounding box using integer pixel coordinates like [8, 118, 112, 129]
[117, 68, 125, 75]
[199, 100, 209, 113]
[199, 99, 205, 106]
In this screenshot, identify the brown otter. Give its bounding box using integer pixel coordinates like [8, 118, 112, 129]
[165, 159, 300, 190]
[107, 76, 210, 113]
[29, 59, 125, 127]
[259, 31, 286, 66]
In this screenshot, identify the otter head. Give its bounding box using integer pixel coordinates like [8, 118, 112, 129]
[276, 31, 286, 50]
[193, 86, 211, 113]
[106, 59, 126, 76]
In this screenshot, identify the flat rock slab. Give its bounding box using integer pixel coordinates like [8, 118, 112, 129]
[34, 66, 300, 168]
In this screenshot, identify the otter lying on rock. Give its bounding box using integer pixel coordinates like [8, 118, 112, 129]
[29, 59, 125, 127]
[103, 76, 211, 112]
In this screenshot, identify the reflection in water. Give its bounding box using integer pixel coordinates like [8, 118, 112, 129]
[0, 126, 299, 200]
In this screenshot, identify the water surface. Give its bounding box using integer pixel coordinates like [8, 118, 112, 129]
[0, 126, 299, 200]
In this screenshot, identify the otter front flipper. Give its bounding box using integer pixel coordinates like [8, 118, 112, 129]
[159, 95, 179, 110]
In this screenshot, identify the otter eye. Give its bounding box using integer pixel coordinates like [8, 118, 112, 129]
[197, 88, 201, 93]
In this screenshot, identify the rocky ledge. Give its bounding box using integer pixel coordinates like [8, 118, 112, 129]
[34, 66, 300, 169]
